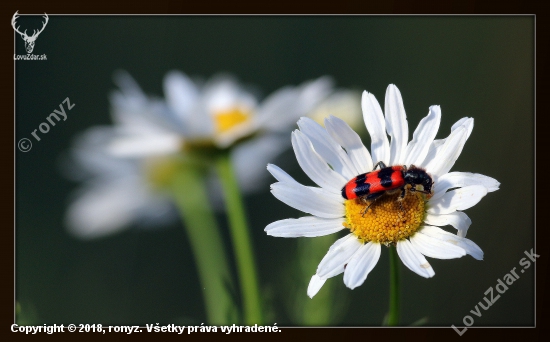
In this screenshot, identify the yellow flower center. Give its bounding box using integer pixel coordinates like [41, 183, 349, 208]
[144, 157, 180, 189]
[343, 187, 427, 246]
[214, 109, 250, 134]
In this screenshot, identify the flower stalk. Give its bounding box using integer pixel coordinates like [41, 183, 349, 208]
[171, 160, 237, 324]
[215, 152, 263, 324]
[387, 245, 400, 326]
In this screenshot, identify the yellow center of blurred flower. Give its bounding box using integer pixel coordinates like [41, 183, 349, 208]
[144, 157, 180, 189]
[215, 109, 250, 134]
[343, 187, 427, 246]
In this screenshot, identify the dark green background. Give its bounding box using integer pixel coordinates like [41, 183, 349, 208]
[15, 16, 533, 326]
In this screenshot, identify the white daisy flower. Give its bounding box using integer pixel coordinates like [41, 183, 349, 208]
[265, 84, 499, 298]
[64, 127, 176, 239]
[64, 71, 335, 238]
[108, 71, 334, 193]
[308, 89, 363, 131]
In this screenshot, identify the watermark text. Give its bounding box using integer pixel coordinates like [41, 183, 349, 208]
[18, 97, 75, 152]
[452, 248, 539, 336]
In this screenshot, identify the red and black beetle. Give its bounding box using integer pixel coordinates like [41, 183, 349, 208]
[341, 161, 433, 214]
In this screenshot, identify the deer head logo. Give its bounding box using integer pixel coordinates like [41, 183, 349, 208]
[11, 11, 49, 54]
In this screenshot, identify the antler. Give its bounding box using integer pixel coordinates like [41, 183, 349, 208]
[11, 11, 26, 37]
[11, 11, 48, 40]
[31, 13, 49, 39]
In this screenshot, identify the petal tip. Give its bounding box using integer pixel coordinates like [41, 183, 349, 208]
[307, 275, 326, 298]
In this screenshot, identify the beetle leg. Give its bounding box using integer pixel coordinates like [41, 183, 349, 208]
[410, 186, 431, 195]
[361, 192, 384, 216]
[361, 200, 376, 216]
[372, 161, 387, 171]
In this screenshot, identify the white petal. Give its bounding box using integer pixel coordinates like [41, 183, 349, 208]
[419, 226, 483, 260]
[308, 186, 343, 204]
[66, 178, 147, 239]
[421, 139, 445, 168]
[325, 115, 373, 173]
[270, 182, 344, 218]
[317, 234, 362, 278]
[431, 172, 500, 202]
[292, 130, 348, 193]
[267, 164, 300, 185]
[430, 117, 474, 150]
[258, 77, 333, 132]
[384, 84, 408, 165]
[63, 126, 136, 180]
[424, 126, 468, 177]
[343, 242, 381, 289]
[410, 232, 466, 259]
[424, 211, 472, 237]
[256, 87, 299, 131]
[298, 76, 334, 109]
[108, 134, 181, 157]
[310, 90, 362, 131]
[396, 239, 435, 278]
[111, 72, 156, 128]
[110, 77, 173, 135]
[421, 118, 473, 167]
[298, 117, 358, 179]
[428, 185, 488, 215]
[265, 216, 345, 238]
[307, 274, 327, 298]
[267, 164, 341, 200]
[422, 118, 473, 173]
[403, 106, 441, 166]
[163, 71, 200, 120]
[203, 75, 257, 113]
[362, 91, 389, 165]
[457, 238, 484, 260]
[231, 135, 289, 193]
[112, 70, 146, 103]
[451, 117, 474, 140]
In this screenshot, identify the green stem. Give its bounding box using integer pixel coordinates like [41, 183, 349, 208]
[215, 153, 263, 324]
[171, 162, 236, 325]
[387, 246, 400, 326]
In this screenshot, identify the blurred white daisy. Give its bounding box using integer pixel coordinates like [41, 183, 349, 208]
[265, 84, 499, 298]
[64, 71, 339, 239]
[63, 127, 176, 239]
[108, 71, 334, 193]
[308, 90, 362, 131]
